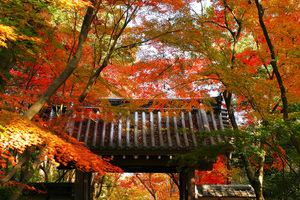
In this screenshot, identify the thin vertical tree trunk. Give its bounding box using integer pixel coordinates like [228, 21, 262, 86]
[241, 154, 265, 200]
[254, 0, 300, 154]
[136, 174, 157, 200]
[223, 91, 265, 200]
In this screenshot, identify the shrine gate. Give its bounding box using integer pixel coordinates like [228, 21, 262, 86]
[51, 97, 230, 200]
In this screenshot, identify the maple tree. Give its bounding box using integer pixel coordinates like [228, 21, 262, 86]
[1, 0, 299, 199]
[115, 173, 179, 200]
[0, 0, 201, 199]
[22, 0, 196, 120]
[92, 173, 178, 200]
[195, 156, 229, 185]
[0, 108, 120, 199]
[114, 0, 300, 199]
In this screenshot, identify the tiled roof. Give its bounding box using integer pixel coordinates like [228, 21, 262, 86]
[196, 185, 256, 198]
[50, 98, 230, 153]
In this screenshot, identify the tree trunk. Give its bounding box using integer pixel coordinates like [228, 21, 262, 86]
[223, 90, 238, 129]
[254, 0, 300, 155]
[136, 174, 157, 200]
[9, 148, 46, 200]
[241, 154, 265, 200]
[223, 91, 265, 200]
[78, 59, 108, 103]
[7, 3, 98, 200]
[24, 4, 96, 120]
[0, 152, 29, 185]
[75, 170, 93, 200]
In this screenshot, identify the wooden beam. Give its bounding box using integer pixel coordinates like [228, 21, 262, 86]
[77, 115, 84, 141]
[158, 111, 164, 147]
[100, 122, 106, 148]
[92, 118, 99, 147]
[180, 167, 196, 200]
[134, 111, 139, 148]
[166, 113, 173, 148]
[84, 119, 91, 145]
[109, 123, 115, 148]
[150, 112, 155, 147]
[117, 117, 122, 149]
[173, 115, 181, 147]
[187, 167, 196, 200]
[189, 111, 198, 147]
[180, 170, 187, 200]
[126, 114, 131, 148]
[142, 111, 147, 148]
[75, 170, 92, 200]
[181, 112, 189, 147]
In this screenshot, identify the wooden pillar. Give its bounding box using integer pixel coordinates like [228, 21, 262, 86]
[187, 167, 195, 200]
[180, 167, 196, 200]
[75, 170, 93, 200]
[180, 170, 187, 200]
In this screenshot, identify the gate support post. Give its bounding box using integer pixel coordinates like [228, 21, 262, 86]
[180, 169, 187, 200]
[75, 170, 93, 200]
[180, 167, 195, 200]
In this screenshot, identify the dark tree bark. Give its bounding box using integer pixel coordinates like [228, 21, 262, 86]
[241, 154, 265, 200]
[9, 149, 46, 200]
[7, 2, 98, 200]
[136, 174, 157, 200]
[225, 91, 265, 200]
[24, 2, 97, 120]
[254, 0, 300, 154]
[0, 152, 30, 185]
[78, 6, 138, 103]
